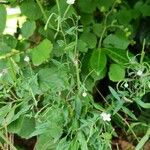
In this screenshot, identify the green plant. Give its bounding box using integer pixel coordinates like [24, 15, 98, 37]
[0, 0, 150, 149]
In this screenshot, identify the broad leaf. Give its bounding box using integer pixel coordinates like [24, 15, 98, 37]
[21, 20, 36, 38]
[80, 32, 97, 49]
[31, 39, 53, 66]
[0, 35, 17, 49]
[20, 0, 42, 20]
[103, 48, 130, 64]
[108, 64, 125, 82]
[77, 39, 88, 53]
[8, 116, 36, 139]
[0, 42, 12, 55]
[78, 0, 98, 13]
[103, 34, 130, 50]
[139, 4, 150, 17]
[93, 23, 104, 37]
[116, 8, 132, 24]
[38, 67, 69, 92]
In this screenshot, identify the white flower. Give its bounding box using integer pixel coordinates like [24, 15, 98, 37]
[24, 56, 30, 62]
[124, 83, 128, 88]
[66, 0, 75, 5]
[82, 92, 87, 97]
[137, 70, 143, 76]
[101, 112, 111, 122]
[74, 59, 78, 66]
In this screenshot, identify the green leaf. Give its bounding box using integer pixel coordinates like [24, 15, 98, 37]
[20, 0, 42, 20]
[8, 105, 31, 133]
[91, 68, 106, 81]
[109, 86, 120, 101]
[80, 32, 97, 49]
[31, 39, 53, 66]
[139, 4, 150, 17]
[122, 107, 137, 120]
[103, 48, 129, 64]
[19, 116, 35, 139]
[90, 49, 107, 75]
[0, 104, 12, 126]
[75, 97, 82, 118]
[35, 133, 56, 150]
[93, 23, 104, 37]
[0, 5, 6, 34]
[0, 35, 17, 49]
[135, 128, 150, 150]
[34, 108, 64, 149]
[69, 138, 80, 150]
[77, 131, 88, 150]
[116, 8, 132, 24]
[135, 99, 150, 109]
[12, 116, 36, 139]
[56, 137, 70, 150]
[80, 13, 94, 25]
[78, 0, 98, 13]
[21, 20, 36, 38]
[0, 42, 12, 55]
[97, 0, 115, 12]
[38, 67, 69, 92]
[108, 64, 125, 82]
[113, 101, 123, 115]
[103, 34, 130, 50]
[77, 39, 88, 53]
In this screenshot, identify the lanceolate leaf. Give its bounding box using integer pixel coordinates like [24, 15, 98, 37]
[109, 86, 121, 101]
[90, 49, 107, 75]
[135, 99, 150, 109]
[135, 128, 150, 150]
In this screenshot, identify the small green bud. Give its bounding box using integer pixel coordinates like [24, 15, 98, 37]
[113, 8, 117, 13]
[100, 6, 106, 12]
[126, 31, 131, 37]
[124, 27, 129, 32]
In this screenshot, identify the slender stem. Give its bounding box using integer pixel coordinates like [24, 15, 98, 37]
[98, 1, 118, 48]
[55, 0, 67, 42]
[63, 5, 71, 19]
[0, 132, 17, 150]
[36, 0, 47, 21]
[140, 39, 146, 64]
[74, 23, 80, 91]
[56, 0, 61, 15]
[98, 26, 107, 48]
[44, 13, 57, 31]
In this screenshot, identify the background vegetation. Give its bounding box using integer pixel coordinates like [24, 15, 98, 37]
[0, 0, 150, 149]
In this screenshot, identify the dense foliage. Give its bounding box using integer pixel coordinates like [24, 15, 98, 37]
[0, 0, 150, 149]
